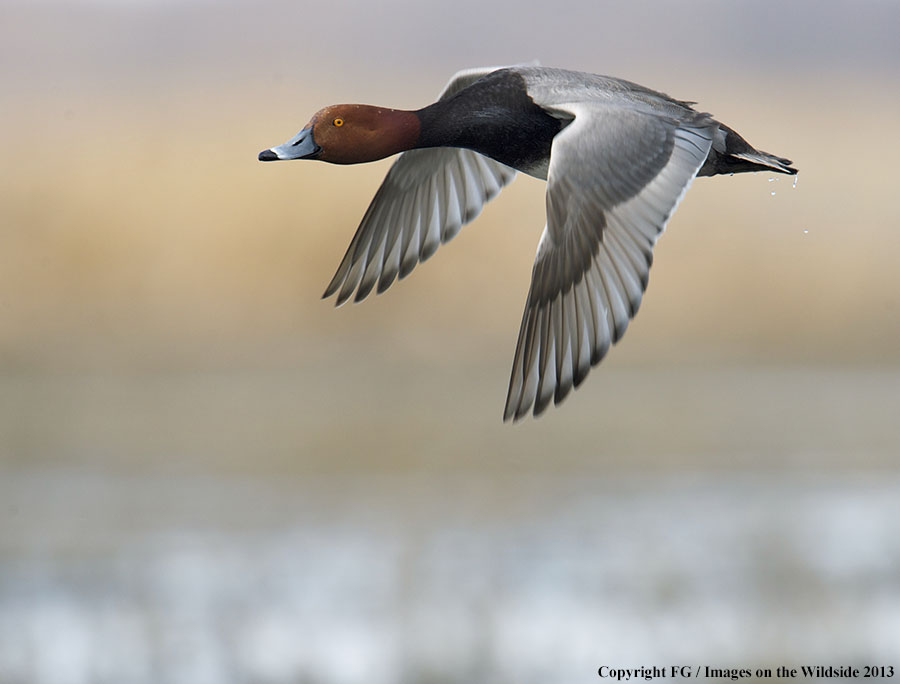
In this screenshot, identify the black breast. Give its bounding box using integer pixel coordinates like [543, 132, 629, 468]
[415, 69, 563, 172]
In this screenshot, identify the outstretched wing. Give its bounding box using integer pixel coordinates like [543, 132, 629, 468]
[323, 66, 520, 305]
[504, 102, 715, 420]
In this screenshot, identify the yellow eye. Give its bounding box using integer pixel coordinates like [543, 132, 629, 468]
[333, 118, 344, 127]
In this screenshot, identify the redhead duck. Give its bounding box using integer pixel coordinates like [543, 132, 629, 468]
[259, 66, 796, 421]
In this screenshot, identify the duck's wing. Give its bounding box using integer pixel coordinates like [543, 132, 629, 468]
[323, 66, 521, 305]
[504, 102, 715, 421]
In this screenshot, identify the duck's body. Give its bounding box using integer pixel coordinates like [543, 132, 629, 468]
[260, 65, 796, 421]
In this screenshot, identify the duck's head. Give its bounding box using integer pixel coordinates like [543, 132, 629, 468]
[259, 104, 420, 165]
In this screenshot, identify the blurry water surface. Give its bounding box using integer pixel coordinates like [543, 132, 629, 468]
[2, 468, 899, 684]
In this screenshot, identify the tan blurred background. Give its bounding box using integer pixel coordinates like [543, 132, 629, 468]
[1, 1, 899, 682]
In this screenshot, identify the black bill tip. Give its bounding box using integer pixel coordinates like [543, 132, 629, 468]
[258, 149, 279, 162]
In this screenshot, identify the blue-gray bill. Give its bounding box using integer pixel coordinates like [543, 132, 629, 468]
[259, 127, 320, 161]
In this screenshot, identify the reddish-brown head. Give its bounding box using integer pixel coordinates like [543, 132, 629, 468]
[259, 104, 420, 165]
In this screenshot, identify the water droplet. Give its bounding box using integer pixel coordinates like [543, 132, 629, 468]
[768, 177, 776, 182]
[771, 191, 776, 196]
[792, 175, 798, 189]
[803, 229, 809, 234]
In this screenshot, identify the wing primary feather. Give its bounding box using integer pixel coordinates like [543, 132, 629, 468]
[336, 250, 367, 306]
[555, 287, 577, 404]
[378, 184, 424, 293]
[504, 296, 534, 421]
[459, 154, 485, 223]
[534, 327, 556, 417]
[523, 303, 544, 397]
[420, 176, 442, 261]
[323, 184, 392, 300]
[590, 263, 614, 359]
[475, 155, 502, 200]
[440, 163, 463, 242]
[585, 265, 612, 365]
[355, 197, 406, 301]
[572, 280, 593, 387]
[377, 230, 404, 294]
[604, 230, 645, 311]
[509, 303, 540, 421]
[594, 245, 630, 341]
[355, 234, 388, 302]
[518, 345, 540, 420]
[383, 185, 417, 266]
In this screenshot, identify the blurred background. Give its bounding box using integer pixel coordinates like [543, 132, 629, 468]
[1, 0, 899, 682]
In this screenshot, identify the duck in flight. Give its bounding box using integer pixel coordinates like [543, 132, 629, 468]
[259, 65, 796, 421]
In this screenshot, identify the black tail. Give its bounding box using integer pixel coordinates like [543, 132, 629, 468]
[698, 123, 797, 177]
